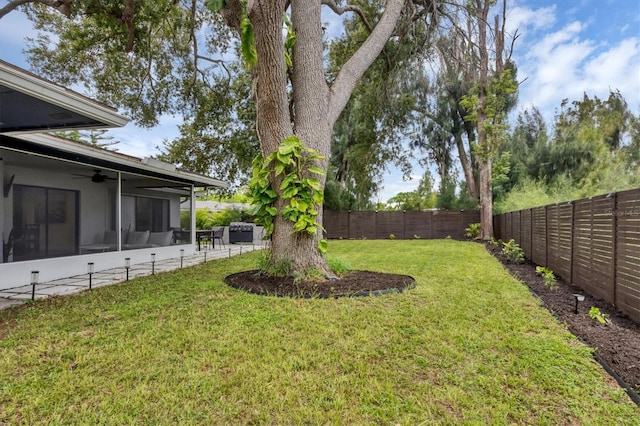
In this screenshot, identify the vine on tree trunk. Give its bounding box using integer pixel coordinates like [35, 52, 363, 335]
[249, 136, 328, 253]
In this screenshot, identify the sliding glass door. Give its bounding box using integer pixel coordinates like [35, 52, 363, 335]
[12, 185, 79, 261]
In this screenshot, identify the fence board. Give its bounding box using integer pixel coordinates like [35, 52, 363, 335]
[530, 207, 547, 266]
[324, 210, 478, 241]
[615, 188, 640, 321]
[494, 187, 640, 322]
[348, 211, 376, 240]
[324, 211, 348, 239]
[404, 211, 432, 239]
[375, 211, 402, 240]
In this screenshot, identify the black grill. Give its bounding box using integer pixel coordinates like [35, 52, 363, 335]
[229, 223, 253, 243]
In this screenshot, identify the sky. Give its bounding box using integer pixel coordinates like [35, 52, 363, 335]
[1, 1, 639, 202]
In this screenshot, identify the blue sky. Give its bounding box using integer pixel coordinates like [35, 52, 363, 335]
[1, 1, 639, 201]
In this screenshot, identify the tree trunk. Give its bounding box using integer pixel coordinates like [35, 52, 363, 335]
[475, 0, 493, 239]
[242, 0, 406, 278]
[454, 130, 479, 200]
[478, 158, 493, 240]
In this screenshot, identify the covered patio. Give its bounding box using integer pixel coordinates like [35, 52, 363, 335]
[0, 60, 227, 289]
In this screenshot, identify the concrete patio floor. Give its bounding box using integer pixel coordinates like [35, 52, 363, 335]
[0, 243, 265, 311]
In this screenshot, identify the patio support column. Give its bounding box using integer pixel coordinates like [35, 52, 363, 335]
[116, 171, 122, 251]
[190, 185, 196, 247]
[0, 158, 4, 263]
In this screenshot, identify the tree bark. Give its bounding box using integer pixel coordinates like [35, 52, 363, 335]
[475, 0, 493, 240]
[246, 0, 406, 277]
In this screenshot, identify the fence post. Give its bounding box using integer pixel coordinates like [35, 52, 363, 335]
[402, 210, 406, 240]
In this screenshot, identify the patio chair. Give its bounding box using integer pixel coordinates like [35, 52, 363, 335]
[213, 227, 225, 249]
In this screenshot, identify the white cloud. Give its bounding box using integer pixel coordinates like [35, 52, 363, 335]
[507, 5, 556, 36]
[514, 6, 640, 125]
[582, 37, 640, 98]
[107, 115, 182, 159]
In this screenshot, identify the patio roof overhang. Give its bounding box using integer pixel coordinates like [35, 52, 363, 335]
[0, 132, 228, 189]
[0, 59, 129, 133]
[0, 60, 226, 189]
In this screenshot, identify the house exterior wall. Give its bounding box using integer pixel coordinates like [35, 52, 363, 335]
[0, 244, 195, 291]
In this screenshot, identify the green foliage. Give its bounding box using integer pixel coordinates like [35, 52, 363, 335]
[211, 208, 243, 226]
[388, 234, 396, 240]
[248, 136, 327, 252]
[195, 208, 215, 229]
[283, 14, 296, 70]
[325, 254, 351, 275]
[323, 175, 358, 211]
[536, 266, 557, 290]
[205, 0, 226, 12]
[464, 223, 481, 239]
[501, 239, 524, 263]
[496, 92, 640, 212]
[256, 250, 294, 277]
[436, 176, 478, 211]
[589, 307, 610, 324]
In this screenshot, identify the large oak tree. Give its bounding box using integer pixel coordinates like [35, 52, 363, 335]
[4, 0, 440, 278]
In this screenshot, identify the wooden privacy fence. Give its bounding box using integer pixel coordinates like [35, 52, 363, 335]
[493, 188, 640, 322]
[324, 210, 480, 240]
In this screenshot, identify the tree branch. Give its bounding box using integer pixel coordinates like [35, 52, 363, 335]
[321, 0, 372, 33]
[122, 0, 135, 52]
[328, 0, 405, 126]
[0, 0, 72, 19]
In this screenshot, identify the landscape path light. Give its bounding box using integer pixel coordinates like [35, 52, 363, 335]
[30, 270, 39, 301]
[151, 253, 156, 275]
[573, 293, 585, 314]
[180, 249, 185, 268]
[125, 257, 131, 281]
[87, 262, 94, 290]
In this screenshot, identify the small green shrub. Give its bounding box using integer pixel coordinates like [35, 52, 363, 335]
[501, 239, 525, 263]
[326, 255, 352, 275]
[536, 266, 557, 290]
[489, 236, 501, 247]
[589, 307, 610, 324]
[464, 223, 481, 239]
[389, 234, 396, 240]
[211, 208, 243, 226]
[413, 234, 421, 240]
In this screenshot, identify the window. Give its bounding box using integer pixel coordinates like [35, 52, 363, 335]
[135, 197, 169, 232]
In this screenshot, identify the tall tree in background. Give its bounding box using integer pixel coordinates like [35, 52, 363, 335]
[326, 0, 437, 210]
[411, 32, 480, 202]
[460, 0, 517, 239]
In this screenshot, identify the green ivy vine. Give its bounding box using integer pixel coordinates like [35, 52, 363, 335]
[249, 136, 328, 253]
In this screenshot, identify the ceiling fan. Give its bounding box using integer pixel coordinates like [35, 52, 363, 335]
[72, 169, 117, 183]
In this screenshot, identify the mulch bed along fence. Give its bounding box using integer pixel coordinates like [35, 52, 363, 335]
[324, 210, 480, 240]
[494, 187, 640, 323]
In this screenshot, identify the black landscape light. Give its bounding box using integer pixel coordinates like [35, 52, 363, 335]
[30, 270, 39, 301]
[87, 262, 94, 290]
[180, 249, 185, 268]
[125, 258, 131, 281]
[572, 293, 585, 314]
[151, 253, 156, 275]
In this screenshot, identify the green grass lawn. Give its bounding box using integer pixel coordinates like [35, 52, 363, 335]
[1, 240, 638, 424]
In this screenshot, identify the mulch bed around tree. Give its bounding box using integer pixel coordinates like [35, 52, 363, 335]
[486, 243, 640, 398]
[225, 270, 415, 298]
